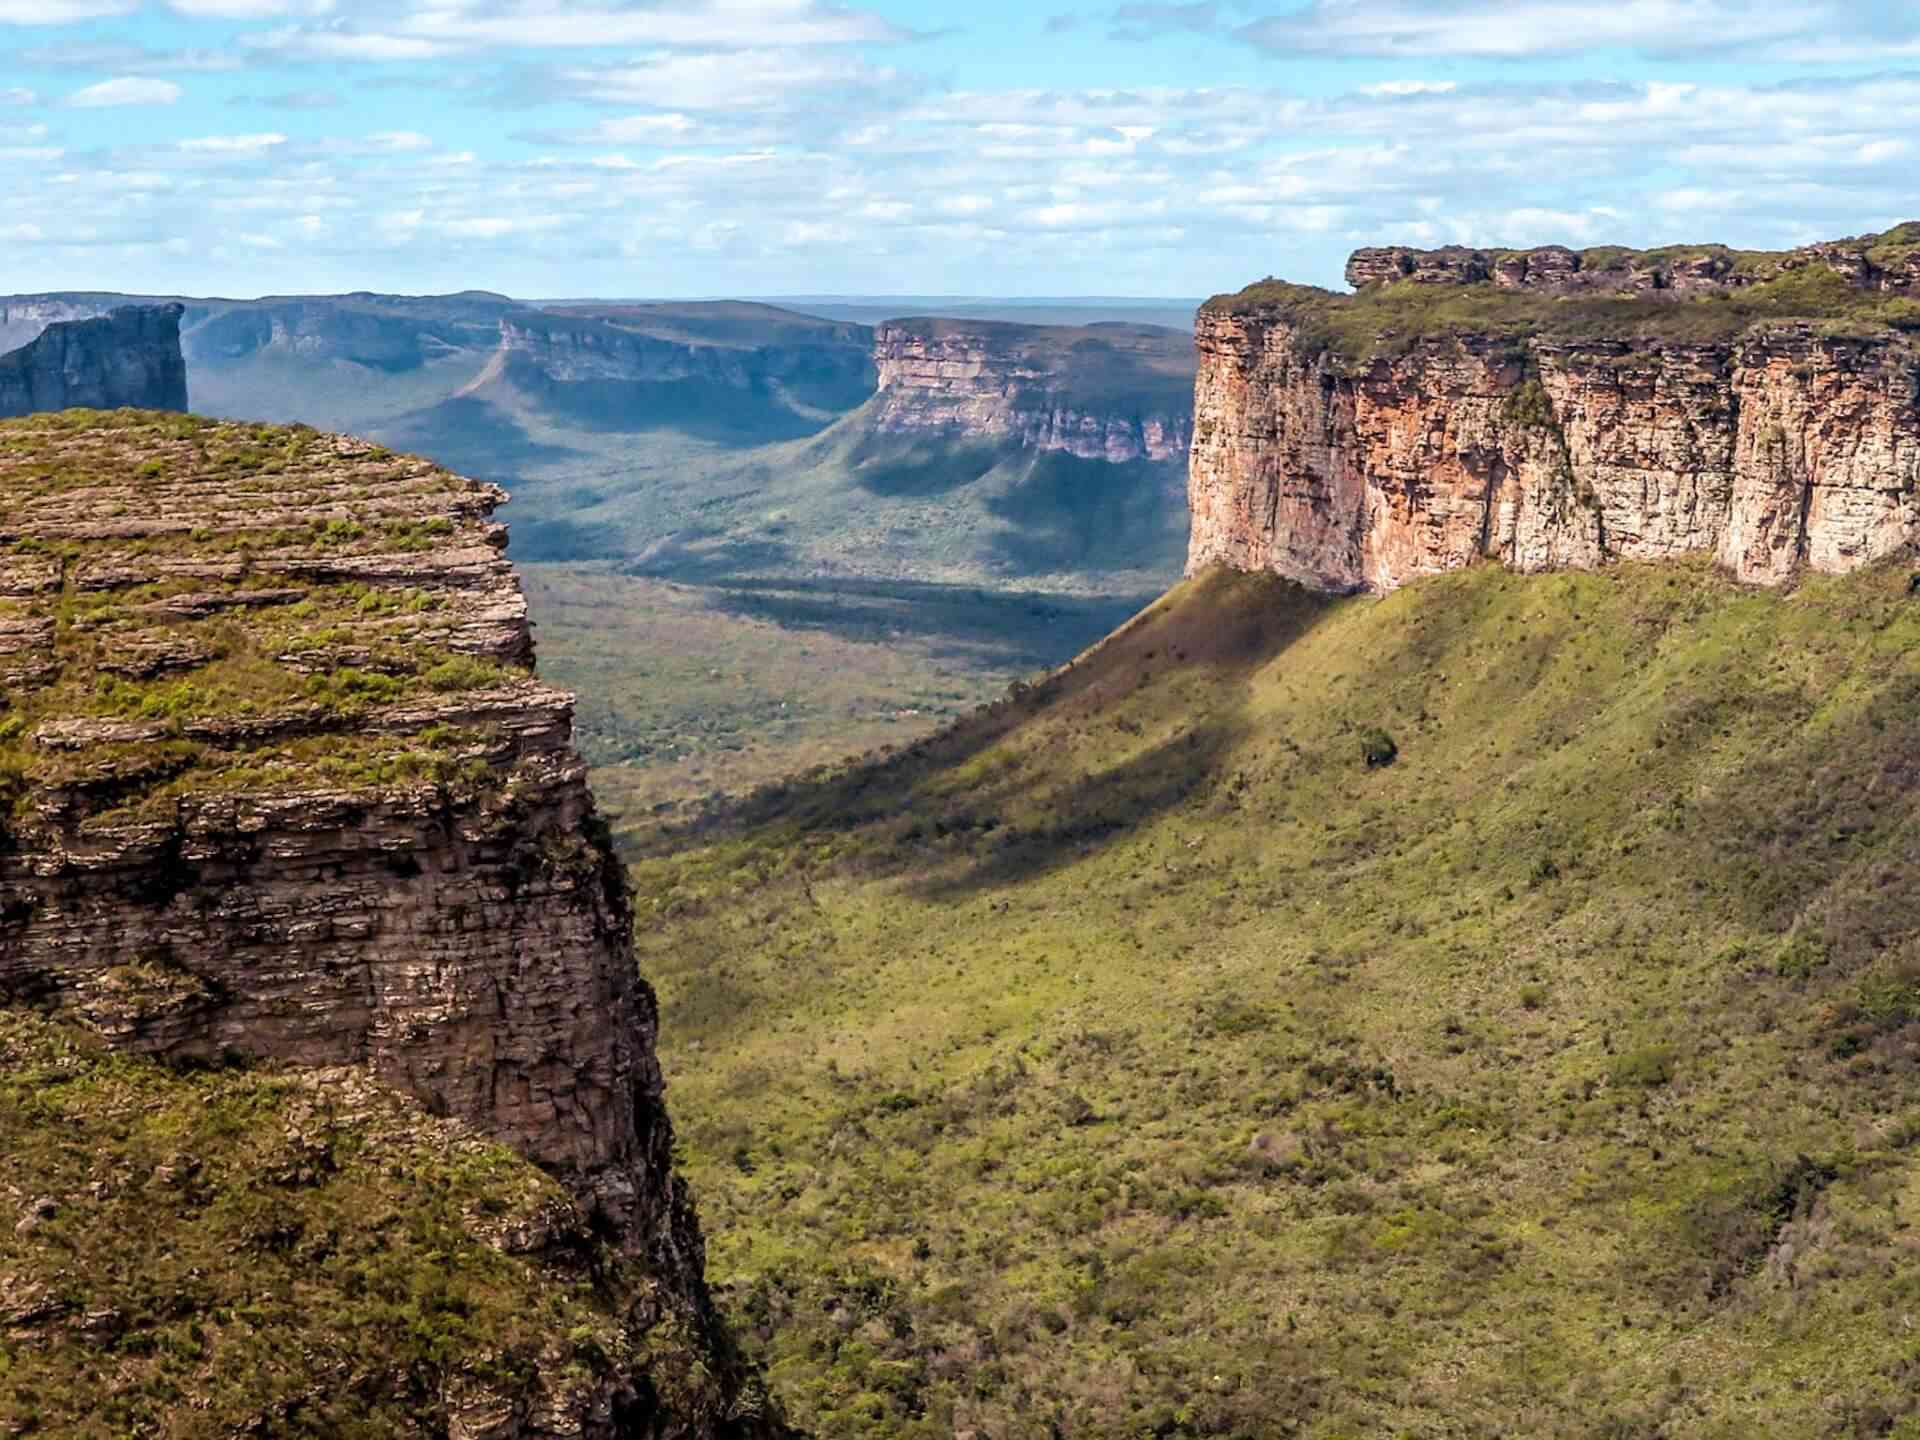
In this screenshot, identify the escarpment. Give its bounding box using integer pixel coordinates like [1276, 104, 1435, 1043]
[493, 305, 876, 421]
[1192, 223, 1920, 592]
[0, 411, 766, 1437]
[872, 318, 1195, 463]
[0, 305, 188, 419]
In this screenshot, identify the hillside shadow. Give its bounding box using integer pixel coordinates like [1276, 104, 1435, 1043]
[848, 435, 1008, 498]
[910, 710, 1246, 900]
[671, 574, 1152, 667]
[985, 451, 1188, 575]
[630, 570, 1334, 891]
[379, 397, 585, 481]
[510, 366, 842, 446]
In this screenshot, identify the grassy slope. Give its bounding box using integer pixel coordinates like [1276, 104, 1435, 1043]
[634, 560, 1920, 1440]
[1213, 261, 1920, 366]
[0, 1012, 731, 1438]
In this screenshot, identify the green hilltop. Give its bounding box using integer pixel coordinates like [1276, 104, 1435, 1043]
[633, 557, 1920, 1439]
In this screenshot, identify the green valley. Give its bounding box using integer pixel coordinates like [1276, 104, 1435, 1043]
[632, 558, 1920, 1439]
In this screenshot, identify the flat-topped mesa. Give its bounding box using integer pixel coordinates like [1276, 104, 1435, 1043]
[0, 304, 188, 418]
[871, 318, 1195, 464]
[1344, 222, 1920, 298]
[0, 411, 759, 1436]
[1191, 222, 1920, 594]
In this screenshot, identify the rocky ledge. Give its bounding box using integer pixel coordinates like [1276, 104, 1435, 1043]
[0, 410, 768, 1437]
[0, 305, 189, 419]
[1192, 224, 1920, 593]
[1344, 222, 1920, 297]
[871, 318, 1194, 463]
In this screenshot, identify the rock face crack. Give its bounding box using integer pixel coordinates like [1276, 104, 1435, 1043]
[1189, 306, 1920, 593]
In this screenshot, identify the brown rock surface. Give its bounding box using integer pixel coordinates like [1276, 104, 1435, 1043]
[871, 318, 1194, 463]
[0, 410, 766, 1436]
[1192, 235, 1920, 593]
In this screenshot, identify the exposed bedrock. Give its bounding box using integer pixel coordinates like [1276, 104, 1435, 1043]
[0, 304, 188, 417]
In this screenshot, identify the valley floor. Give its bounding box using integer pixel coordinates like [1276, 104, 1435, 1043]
[524, 563, 1149, 831]
[631, 558, 1920, 1439]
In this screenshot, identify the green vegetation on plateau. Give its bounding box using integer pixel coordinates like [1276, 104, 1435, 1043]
[0, 1010, 724, 1439]
[1209, 235, 1920, 367]
[635, 558, 1920, 1439]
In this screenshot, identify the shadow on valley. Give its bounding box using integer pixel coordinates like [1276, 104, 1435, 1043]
[379, 397, 585, 482]
[986, 450, 1188, 575]
[505, 365, 843, 445]
[668, 573, 1157, 667]
[634, 570, 1331, 897]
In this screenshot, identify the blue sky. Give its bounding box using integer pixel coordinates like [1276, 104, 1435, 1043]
[2, 0, 1919, 299]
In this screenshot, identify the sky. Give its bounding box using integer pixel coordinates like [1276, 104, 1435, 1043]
[2, 0, 1919, 299]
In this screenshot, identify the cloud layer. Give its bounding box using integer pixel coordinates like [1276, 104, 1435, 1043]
[2, 0, 1919, 296]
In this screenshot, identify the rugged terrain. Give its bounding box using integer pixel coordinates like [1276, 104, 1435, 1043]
[635, 557, 1920, 1439]
[0, 410, 767, 1437]
[870, 319, 1192, 464]
[0, 290, 1197, 819]
[1191, 223, 1920, 593]
[0, 306, 188, 419]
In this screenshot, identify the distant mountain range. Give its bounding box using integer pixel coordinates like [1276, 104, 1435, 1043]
[0, 288, 1198, 595]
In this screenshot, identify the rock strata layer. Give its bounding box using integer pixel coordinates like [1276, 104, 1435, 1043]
[0, 411, 762, 1437]
[1193, 227, 1920, 593]
[872, 318, 1194, 463]
[0, 305, 188, 418]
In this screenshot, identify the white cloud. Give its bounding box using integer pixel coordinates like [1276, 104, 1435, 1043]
[0, 88, 37, 106]
[1359, 80, 1458, 97]
[179, 131, 289, 152]
[1237, 0, 1911, 60]
[169, 0, 331, 13]
[369, 130, 433, 151]
[67, 78, 184, 108]
[0, 0, 132, 20]
[244, 0, 906, 61]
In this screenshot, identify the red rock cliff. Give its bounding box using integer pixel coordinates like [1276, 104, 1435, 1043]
[872, 318, 1194, 463]
[1190, 227, 1920, 592]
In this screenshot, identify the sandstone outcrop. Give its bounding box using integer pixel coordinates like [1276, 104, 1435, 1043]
[0, 410, 766, 1436]
[871, 318, 1194, 463]
[1345, 222, 1920, 299]
[493, 306, 876, 422]
[0, 305, 188, 418]
[1193, 225, 1920, 593]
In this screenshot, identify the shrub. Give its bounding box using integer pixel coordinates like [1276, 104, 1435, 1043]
[1359, 727, 1398, 768]
[424, 656, 504, 692]
[1611, 1046, 1675, 1089]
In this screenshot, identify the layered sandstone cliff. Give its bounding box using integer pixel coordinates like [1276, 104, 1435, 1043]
[0, 304, 188, 418]
[0, 411, 764, 1436]
[871, 319, 1194, 463]
[1191, 226, 1920, 592]
[494, 306, 875, 417]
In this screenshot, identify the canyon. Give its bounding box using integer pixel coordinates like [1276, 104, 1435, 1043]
[870, 318, 1193, 465]
[0, 304, 189, 419]
[0, 410, 765, 1437]
[1190, 224, 1920, 593]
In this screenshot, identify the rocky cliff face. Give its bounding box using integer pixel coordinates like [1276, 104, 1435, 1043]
[871, 319, 1194, 463]
[497, 306, 875, 416]
[1191, 226, 1920, 592]
[0, 411, 765, 1436]
[0, 305, 189, 418]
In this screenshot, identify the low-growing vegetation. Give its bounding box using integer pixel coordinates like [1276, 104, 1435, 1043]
[0, 1009, 710, 1438]
[635, 558, 1920, 1439]
[1210, 236, 1920, 366]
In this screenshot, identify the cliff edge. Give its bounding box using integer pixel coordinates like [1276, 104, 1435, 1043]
[0, 410, 768, 1437]
[0, 305, 189, 418]
[1191, 223, 1920, 592]
[872, 318, 1193, 463]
